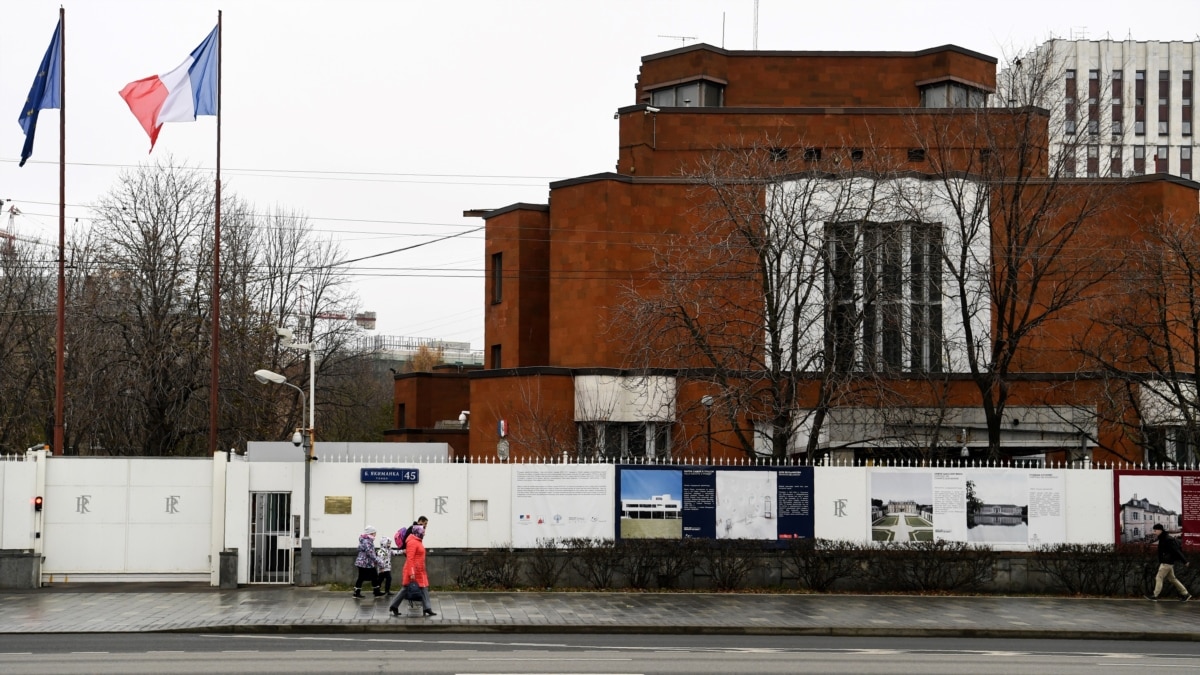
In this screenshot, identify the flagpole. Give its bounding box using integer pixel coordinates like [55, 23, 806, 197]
[54, 5, 66, 456]
[209, 10, 223, 457]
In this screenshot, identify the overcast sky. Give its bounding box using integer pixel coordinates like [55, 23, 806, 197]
[4, 1, 1198, 349]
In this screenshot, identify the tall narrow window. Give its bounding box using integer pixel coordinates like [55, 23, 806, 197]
[1182, 146, 1192, 180]
[1156, 145, 1170, 173]
[490, 344, 502, 369]
[1134, 145, 1146, 174]
[910, 223, 943, 373]
[1183, 71, 1193, 136]
[1110, 145, 1123, 175]
[1086, 144, 1099, 177]
[1159, 70, 1170, 135]
[398, 403, 406, 428]
[825, 223, 858, 373]
[1088, 69, 1100, 136]
[1064, 70, 1077, 135]
[862, 223, 903, 371]
[490, 252, 503, 303]
[1112, 70, 1124, 139]
[1135, 70, 1146, 136]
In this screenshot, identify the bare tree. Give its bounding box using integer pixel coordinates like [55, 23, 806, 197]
[11, 160, 388, 456]
[497, 374, 578, 460]
[907, 42, 1124, 459]
[1078, 213, 1200, 464]
[254, 207, 379, 445]
[0, 229, 57, 452]
[614, 137, 906, 460]
[77, 159, 217, 455]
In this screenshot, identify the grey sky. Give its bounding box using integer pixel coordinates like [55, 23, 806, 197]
[871, 470, 932, 503]
[1119, 474, 1183, 514]
[5, 0, 1197, 347]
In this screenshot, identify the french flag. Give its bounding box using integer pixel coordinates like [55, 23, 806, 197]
[119, 26, 218, 150]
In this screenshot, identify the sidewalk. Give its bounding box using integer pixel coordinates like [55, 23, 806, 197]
[1, 585, 1196, 641]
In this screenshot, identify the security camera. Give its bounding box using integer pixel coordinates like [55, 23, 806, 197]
[645, 106, 661, 114]
[291, 430, 303, 447]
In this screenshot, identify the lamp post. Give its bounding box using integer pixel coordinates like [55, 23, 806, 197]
[701, 395, 714, 465]
[255, 359, 315, 587]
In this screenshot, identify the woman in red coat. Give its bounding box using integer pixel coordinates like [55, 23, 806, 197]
[389, 524, 435, 616]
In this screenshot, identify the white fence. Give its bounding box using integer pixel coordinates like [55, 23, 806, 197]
[0, 448, 1193, 585]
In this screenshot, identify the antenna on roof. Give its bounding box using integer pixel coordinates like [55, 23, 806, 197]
[753, 0, 760, 50]
[658, 34, 697, 47]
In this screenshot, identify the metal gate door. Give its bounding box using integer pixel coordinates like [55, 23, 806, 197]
[249, 492, 294, 584]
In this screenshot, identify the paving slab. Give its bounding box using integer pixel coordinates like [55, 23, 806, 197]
[0, 586, 1196, 641]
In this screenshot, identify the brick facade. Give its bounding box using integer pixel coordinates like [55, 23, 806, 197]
[393, 43, 1200, 465]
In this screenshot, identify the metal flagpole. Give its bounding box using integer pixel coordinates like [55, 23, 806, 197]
[209, 11, 223, 457]
[54, 6, 66, 456]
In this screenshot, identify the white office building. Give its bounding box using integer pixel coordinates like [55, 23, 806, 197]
[1002, 39, 1197, 180]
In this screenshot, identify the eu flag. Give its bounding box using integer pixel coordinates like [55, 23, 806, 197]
[18, 19, 64, 167]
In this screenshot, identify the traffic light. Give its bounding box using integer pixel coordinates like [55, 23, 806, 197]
[33, 496, 43, 512]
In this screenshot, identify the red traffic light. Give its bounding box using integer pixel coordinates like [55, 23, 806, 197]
[33, 496, 43, 511]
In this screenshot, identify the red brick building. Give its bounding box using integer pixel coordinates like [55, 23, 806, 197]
[389, 44, 1200, 466]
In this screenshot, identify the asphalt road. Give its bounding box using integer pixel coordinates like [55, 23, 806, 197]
[1, 633, 1197, 674]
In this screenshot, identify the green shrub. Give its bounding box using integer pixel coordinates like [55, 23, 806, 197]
[784, 538, 867, 592]
[525, 537, 569, 589]
[454, 544, 521, 589]
[1030, 543, 1147, 596]
[566, 538, 622, 589]
[698, 539, 769, 591]
[869, 540, 995, 592]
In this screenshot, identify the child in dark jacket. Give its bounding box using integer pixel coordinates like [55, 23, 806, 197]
[352, 526, 383, 598]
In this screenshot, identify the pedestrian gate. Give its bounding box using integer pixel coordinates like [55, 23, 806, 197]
[249, 491, 294, 584]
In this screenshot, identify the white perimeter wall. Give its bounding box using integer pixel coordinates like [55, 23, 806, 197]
[0, 458, 37, 550]
[0, 453, 1155, 584]
[38, 457, 212, 581]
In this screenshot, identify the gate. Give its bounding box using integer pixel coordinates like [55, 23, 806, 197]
[249, 491, 294, 584]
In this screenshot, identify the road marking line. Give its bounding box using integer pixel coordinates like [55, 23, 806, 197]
[470, 653, 638, 658]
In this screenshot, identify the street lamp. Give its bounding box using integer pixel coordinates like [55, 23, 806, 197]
[701, 395, 714, 465]
[253, 360, 314, 586]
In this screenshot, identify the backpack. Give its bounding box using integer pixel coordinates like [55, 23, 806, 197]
[393, 526, 409, 551]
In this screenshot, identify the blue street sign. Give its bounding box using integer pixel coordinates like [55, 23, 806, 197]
[360, 468, 420, 484]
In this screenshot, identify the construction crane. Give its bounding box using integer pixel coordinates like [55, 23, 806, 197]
[0, 203, 48, 255]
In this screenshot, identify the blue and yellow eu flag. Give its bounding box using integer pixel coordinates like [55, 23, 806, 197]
[18, 19, 63, 167]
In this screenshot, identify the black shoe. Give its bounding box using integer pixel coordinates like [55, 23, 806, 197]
[1145, 594, 1158, 601]
[1182, 594, 1192, 602]
[423, 609, 437, 617]
[389, 607, 400, 616]
[352, 591, 363, 599]
[373, 593, 384, 598]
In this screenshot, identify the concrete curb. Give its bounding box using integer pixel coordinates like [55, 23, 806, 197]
[154, 622, 1200, 641]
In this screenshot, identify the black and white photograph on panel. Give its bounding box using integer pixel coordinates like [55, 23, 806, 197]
[964, 470, 1028, 544]
[715, 469, 777, 540]
[870, 470, 934, 542]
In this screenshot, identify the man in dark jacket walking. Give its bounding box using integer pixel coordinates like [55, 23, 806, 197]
[1146, 523, 1192, 601]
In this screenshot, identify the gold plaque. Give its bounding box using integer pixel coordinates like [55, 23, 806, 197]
[324, 496, 352, 514]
